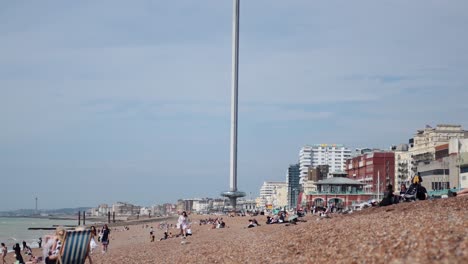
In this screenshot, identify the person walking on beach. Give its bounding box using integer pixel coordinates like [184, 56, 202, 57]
[13, 243, 25, 264]
[90, 226, 98, 254]
[38, 237, 42, 249]
[22, 241, 34, 261]
[177, 211, 188, 238]
[101, 224, 110, 253]
[1, 243, 7, 264]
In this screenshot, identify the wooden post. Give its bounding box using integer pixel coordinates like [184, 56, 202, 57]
[113, 212, 115, 223]
[83, 211, 86, 226]
[108, 211, 111, 224]
[78, 211, 81, 226]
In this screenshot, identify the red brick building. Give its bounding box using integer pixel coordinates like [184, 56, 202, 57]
[346, 152, 395, 194]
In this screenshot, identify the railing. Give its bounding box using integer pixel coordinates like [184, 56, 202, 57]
[428, 188, 461, 197]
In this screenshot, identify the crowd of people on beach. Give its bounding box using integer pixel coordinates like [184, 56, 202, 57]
[199, 217, 226, 229]
[1, 223, 112, 264]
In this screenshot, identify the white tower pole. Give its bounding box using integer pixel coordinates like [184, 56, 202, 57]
[229, 0, 240, 192]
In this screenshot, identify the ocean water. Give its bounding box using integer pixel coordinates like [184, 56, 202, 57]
[0, 217, 82, 251]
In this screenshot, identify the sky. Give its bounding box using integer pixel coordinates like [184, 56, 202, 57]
[1, 0, 468, 211]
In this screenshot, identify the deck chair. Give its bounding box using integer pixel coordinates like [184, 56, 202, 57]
[58, 229, 93, 264]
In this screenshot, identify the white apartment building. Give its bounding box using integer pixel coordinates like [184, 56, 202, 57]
[259, 181, 288, 206]
[299, 144, 351, 183]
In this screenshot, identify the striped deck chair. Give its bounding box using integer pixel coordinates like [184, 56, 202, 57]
[58, 229, 93, 264]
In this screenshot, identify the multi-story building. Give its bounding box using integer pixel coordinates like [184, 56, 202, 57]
[97, 204, 110, 216]
[286, 164, 300, 209]
[259, 181, 288, 208]
[346, 152, 395, 196]
[410, 124, 465, 154]
[240, 199, 257, 212]
[416, 138, 468, 192]
[271, 184, 288, 208]
[192, 199, 211, 213]
[392, 144, 412, 191]
[299, 146, 313, 184]
[112, 202, 141, 216]
[299, 144, 352, 184]
[392, 124, 467, 190]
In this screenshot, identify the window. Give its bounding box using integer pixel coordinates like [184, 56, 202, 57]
[461, 166, 468, 174]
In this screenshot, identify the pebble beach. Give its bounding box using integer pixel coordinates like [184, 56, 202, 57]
[4, 196, 467, 264]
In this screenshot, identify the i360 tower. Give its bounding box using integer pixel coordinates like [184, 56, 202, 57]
[221, 0, 245, 210]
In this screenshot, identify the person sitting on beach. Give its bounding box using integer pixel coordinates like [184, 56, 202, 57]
[448, 188, 468, 197]
[159, 231, 169, 241]
[397, 183, 407, 201]
[247, 219, 260, 228]
[379, 184, 397, 206]
[41, 227, 66, 264]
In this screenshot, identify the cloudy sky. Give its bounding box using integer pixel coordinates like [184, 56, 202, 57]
[1, 0, 467, 211]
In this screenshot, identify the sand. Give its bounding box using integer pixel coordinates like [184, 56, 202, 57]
[4, 196, 467, 263]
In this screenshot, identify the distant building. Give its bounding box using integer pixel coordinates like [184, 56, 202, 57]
[308, 165, 329, 182]
[346, 152, 395, 196]
[410, 124, 465, 153]
[259, 181, 287, 208]
[240, 199, 257, 212]
[271, 184, 288, 208]
[112, 202, 141, 216]
[416, 138, 468, 192]
[392, 144, 412, 191]
[140, 207, 152, 216]
[299, 144, 351, 184]
[392, 124, 467, 191]
[192, 199, 211, 213]
[306, 177, 372, 208]
[177, 199, 195, 213]
[151, 204, 164, 216]
[98, 204, 110, 216]
[286, 164, 300, 209]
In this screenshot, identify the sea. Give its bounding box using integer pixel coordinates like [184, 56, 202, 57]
[0, 217, 85, 252]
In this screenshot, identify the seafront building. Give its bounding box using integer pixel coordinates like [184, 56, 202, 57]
[112, 202, 141, 216]
[392, 124, 468, 192]
[299, 144, 352, 184]
[346, 151, 395, 196]
[258, 181, 288, 209]
[286, 164, 300, 209]
[305, 177, 373, 208]
[415, 138, 468, 192]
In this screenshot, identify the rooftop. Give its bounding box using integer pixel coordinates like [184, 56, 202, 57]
[316, 177, 364, 185]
